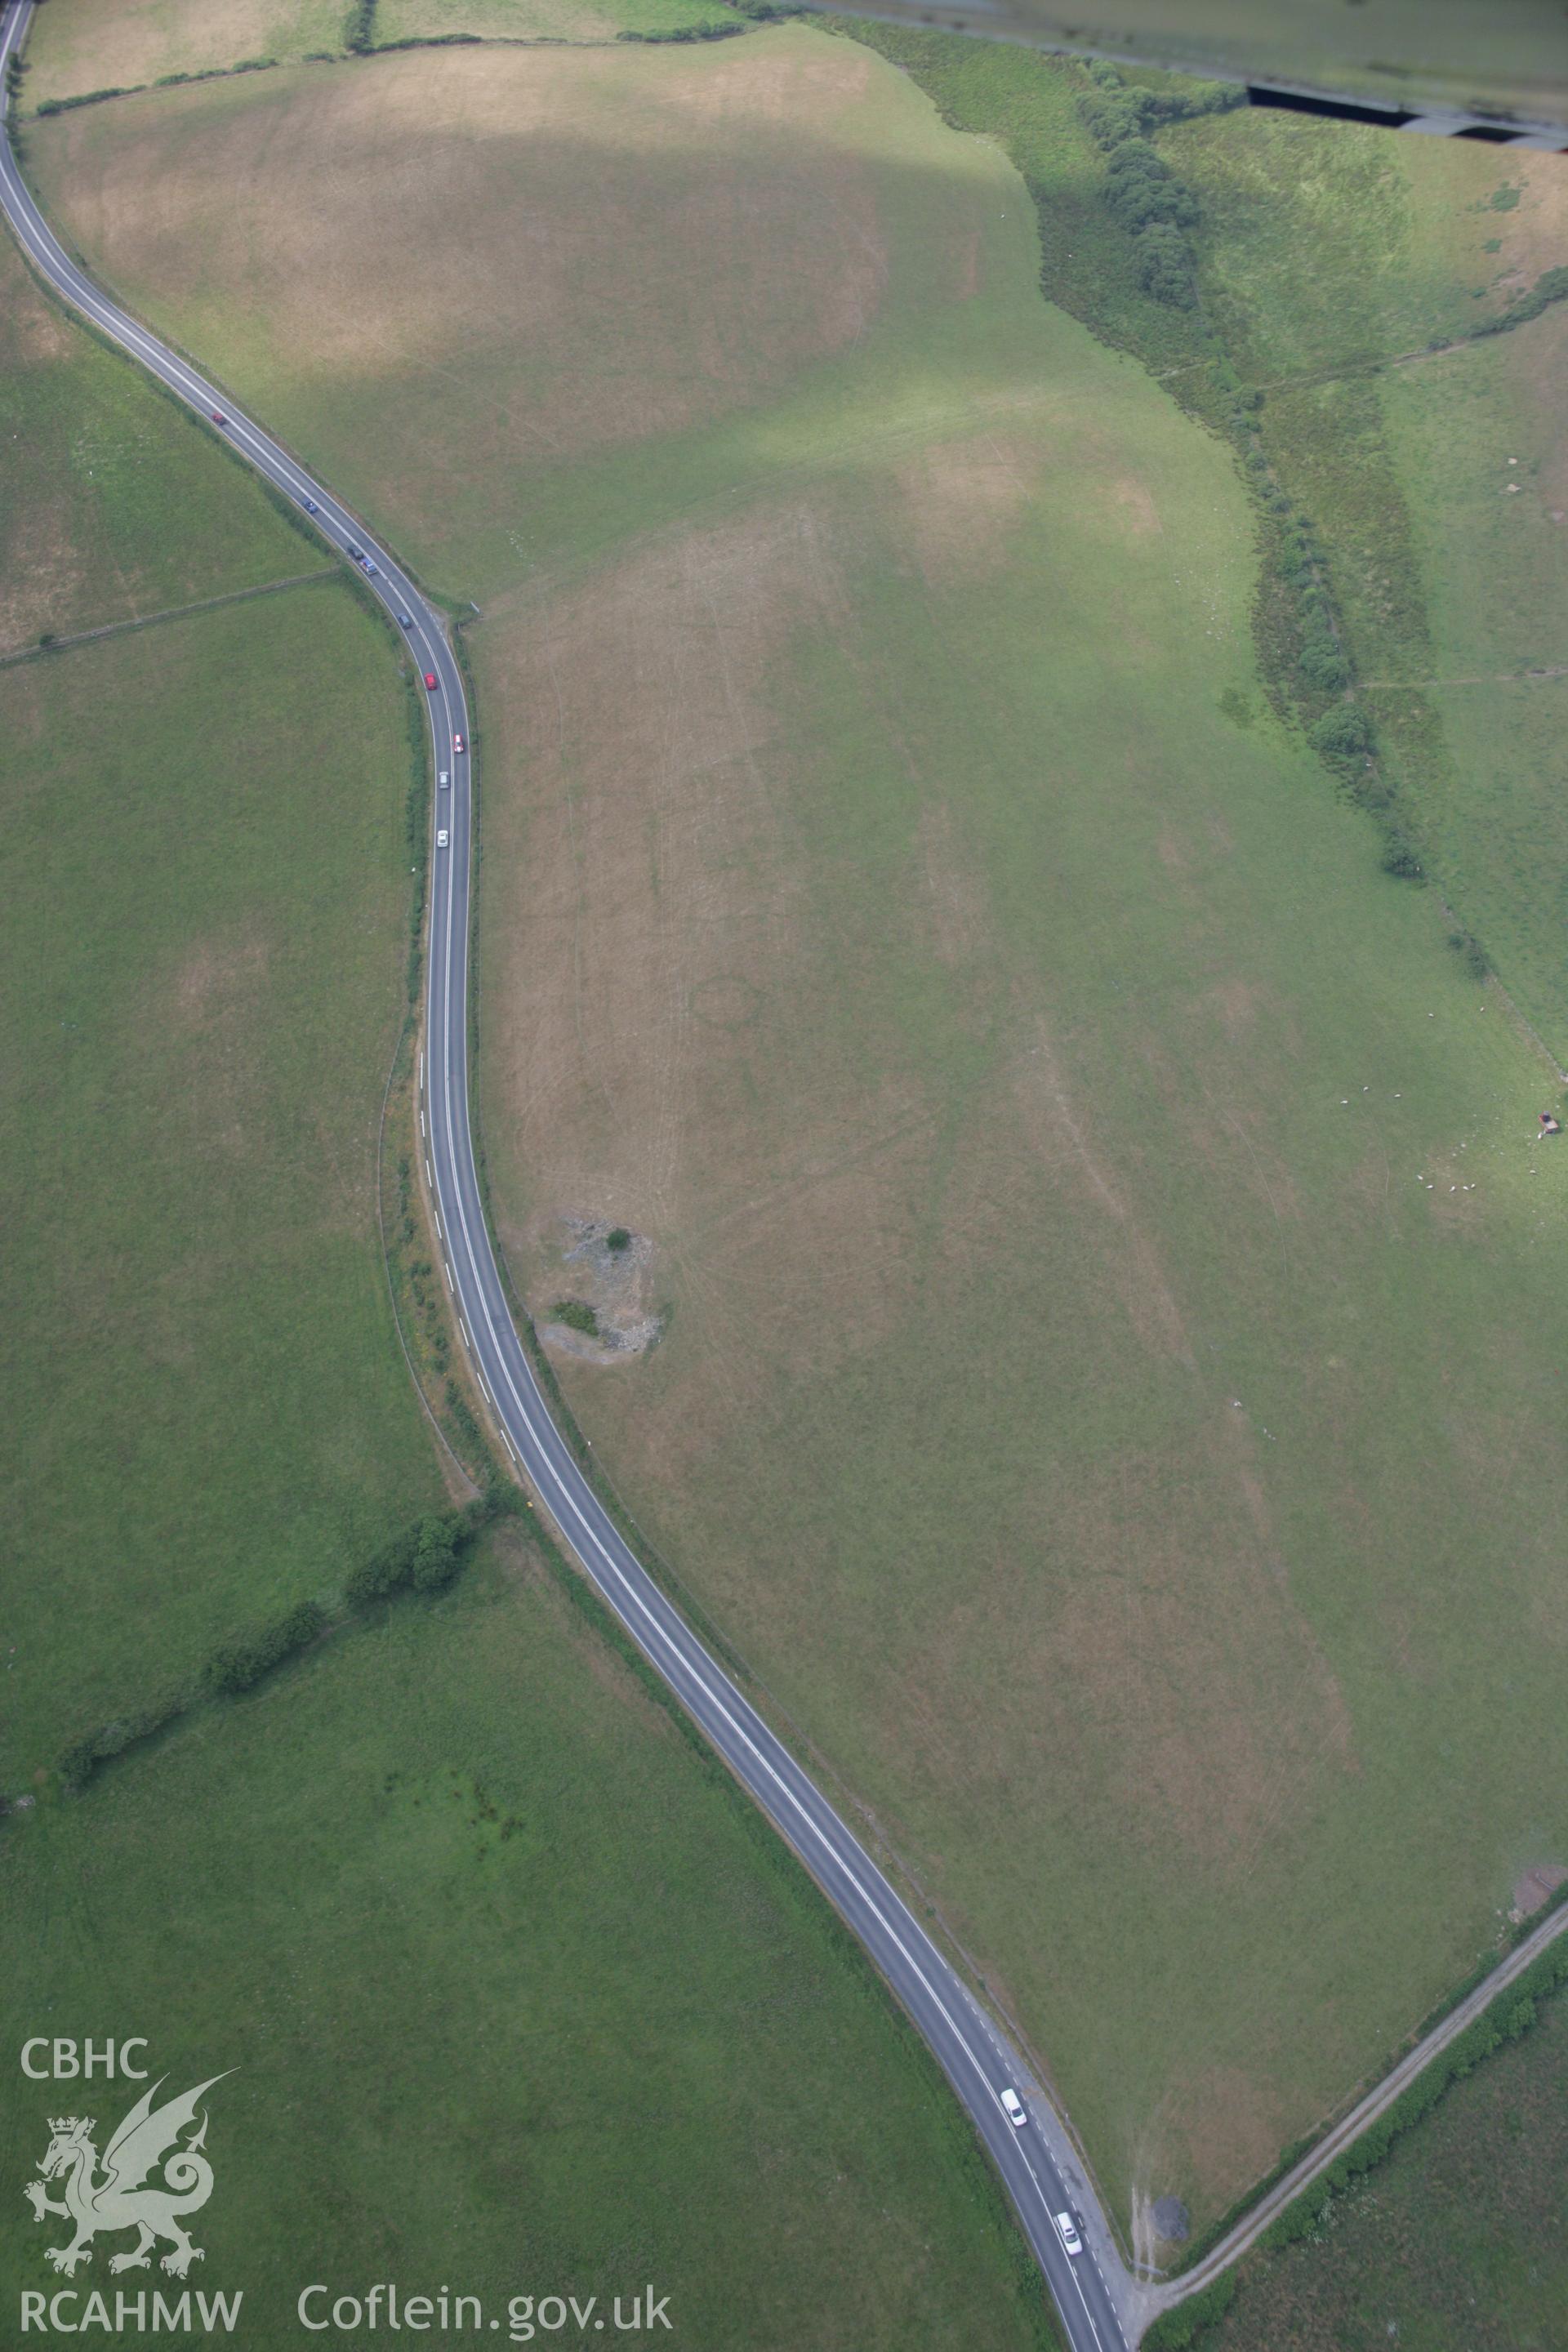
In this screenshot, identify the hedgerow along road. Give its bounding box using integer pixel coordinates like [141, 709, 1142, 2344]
[0, 7, 1136, 2343]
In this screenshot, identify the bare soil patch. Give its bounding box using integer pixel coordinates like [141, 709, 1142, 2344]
[893, 431, 1042, 585]
[173, 931, 271, 1022]
[531, 1214, 663, 1363]
[0, 264, 73, 372]
[1162, 2064, 1293, 2224]
[0, 501, 89, 657]
[1106, 472, 1160, 537]
[1511, 1864, 1568, 1922]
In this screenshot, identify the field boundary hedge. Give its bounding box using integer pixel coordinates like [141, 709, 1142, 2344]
[29, 1490, 518, 1807]
[0, 565, 337, 668]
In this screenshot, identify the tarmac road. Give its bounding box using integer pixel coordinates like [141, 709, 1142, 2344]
[0, 8, 1134, 2342]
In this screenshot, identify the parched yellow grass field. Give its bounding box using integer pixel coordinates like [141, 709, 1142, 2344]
[32, 34, 1568, 2232]
[33, 36, 952, 577]
[376, 0, 739, 41]
[24, 0, 346, 102]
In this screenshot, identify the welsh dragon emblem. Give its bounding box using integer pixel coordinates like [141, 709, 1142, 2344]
[24, 2075, 230, 2278]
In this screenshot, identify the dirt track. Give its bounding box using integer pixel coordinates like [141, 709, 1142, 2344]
[1139, 1896, 1568, 2329]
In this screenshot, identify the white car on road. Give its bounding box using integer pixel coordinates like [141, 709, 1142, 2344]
[436, 828, 449, 849]
[1000, 2089, 1027, 2128]
[1054, 2212, 1083, 2258]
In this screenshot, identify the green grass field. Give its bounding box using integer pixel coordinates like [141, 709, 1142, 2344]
[1156, 102, 1568, 1058]
[2, 1530, 1058, 2348]
[1360, 314, 1568, 1058]
[0, 230, 316, 648]
[28, 32, 1568, 2240]
[829, 35, 1568, 1076]
[0, 213, 448, 1784]
[1205, 1983, 1568, 2352]
[0, 576, 450, 1784]
[1165, 108, 1557, 374]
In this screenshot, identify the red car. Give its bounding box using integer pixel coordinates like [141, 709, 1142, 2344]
[423, 672, 439, 691]
[211, 411, 225, 425]
[453, 732, 466, 755]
